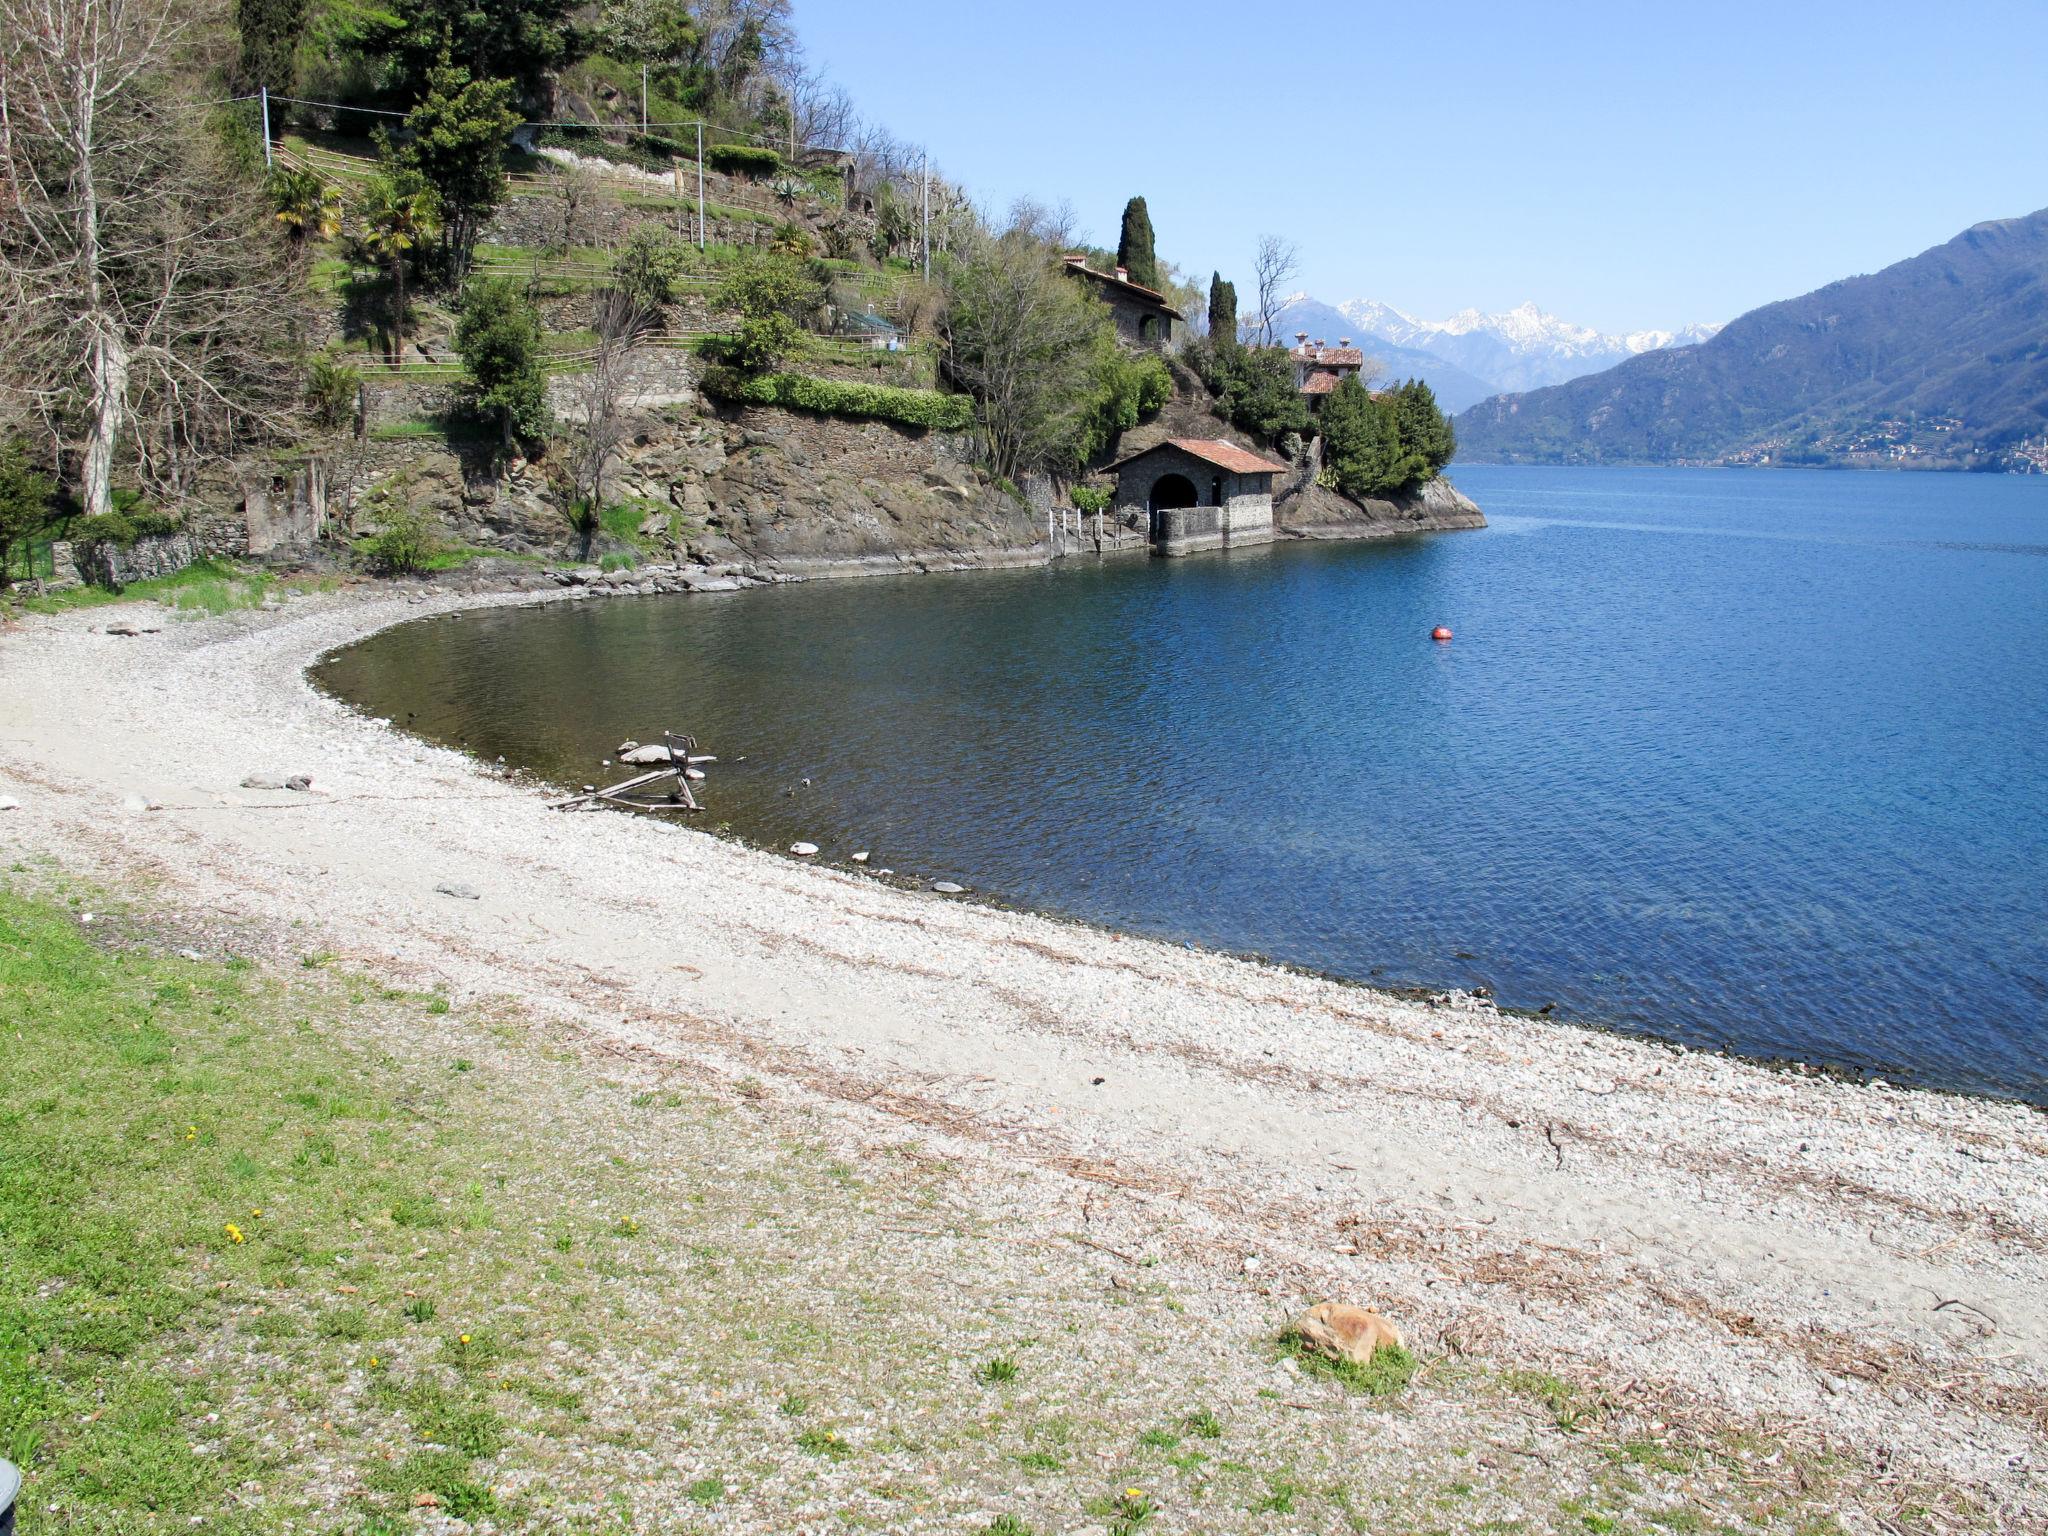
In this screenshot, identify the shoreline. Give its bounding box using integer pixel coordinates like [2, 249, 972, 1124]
[317, 573, 2035, 1112]
[3, 580, 2045, 1521]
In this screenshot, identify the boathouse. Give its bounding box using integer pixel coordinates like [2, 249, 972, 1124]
[1061, 255, 1185, 352]
[1107, 438, 1288, 557]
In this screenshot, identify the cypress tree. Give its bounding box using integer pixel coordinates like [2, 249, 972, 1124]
[1116, 197, 1158, 290]
[1208, 272, 1238, 348]
[1321, 375, 1403, 498]
[1393, 379, 1455, 475]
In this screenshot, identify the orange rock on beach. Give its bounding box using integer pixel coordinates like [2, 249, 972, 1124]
[1290, 1302, 1404, 1364]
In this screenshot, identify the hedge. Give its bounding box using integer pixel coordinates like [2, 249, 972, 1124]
[707, 143, 783, 179]
[705, 370, 975, 432]
[70, 508, 182, 546]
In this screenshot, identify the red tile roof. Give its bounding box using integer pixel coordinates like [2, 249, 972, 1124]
[1060, 256, 1178, 312]
[1301, 370, 1341, 395]
[1108, 437, 1288, 475]
[1291, 345, 1366, 367]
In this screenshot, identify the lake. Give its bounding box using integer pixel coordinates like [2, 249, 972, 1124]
[315, 465, 2048, 1103]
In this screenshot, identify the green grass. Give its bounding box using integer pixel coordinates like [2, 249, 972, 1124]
[0, 875, 1912, 1535]
[1277, 1329, 1419, 1397]
[10, 558, 336, 617]
[976, 1355, 1020, 1385]
[0, 884, 521, 1530]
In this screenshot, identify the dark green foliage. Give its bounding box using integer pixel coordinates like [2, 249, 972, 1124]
[1320, 376, 1454, 498]
[1196, 343, 1310, 445]
[1320, 376, 1418, 496]
[363, 0, 581, 102]
[233, 0, 308, 94]
[1071, 485, 1112, 515]
[707, 144, 783, 180]
[400, 66, 519, 279]
[1392, 377, 1456, 470]
[1115, 197, 1158, 291]
[454, 279, 550, 447]
[703, 371, 974, 432]
[1208, 272, 1238, 347]
[0, 438, 57, 584]
[707, 253, 823, 373]
[1457, 206, 2048, 468]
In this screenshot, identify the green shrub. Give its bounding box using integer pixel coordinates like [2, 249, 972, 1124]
[1071, 485, 1112, 515]
[703, 370, 974, 432]
[613, 226, 693, 308]
[306, 357, 361, 430]
[707, 143, 781, 179]
[366, 504, 442, 575]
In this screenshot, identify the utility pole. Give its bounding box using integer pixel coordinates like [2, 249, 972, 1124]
[695, 121, 705, 250]
[920, 152, 930, 282]
[260, 85, 273, 169]
[640, 64, 648, 139]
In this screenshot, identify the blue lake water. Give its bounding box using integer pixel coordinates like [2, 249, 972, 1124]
[317, 465, 2048, 1103]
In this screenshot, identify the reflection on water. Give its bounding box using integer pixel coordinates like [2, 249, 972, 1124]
[316, 466, 2048, 1103]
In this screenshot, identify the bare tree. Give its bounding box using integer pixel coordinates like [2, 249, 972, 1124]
[1253, 234, 1300, 349]
[942, 203, 1105, 483]
[1, 0, 299, 517]
[776, 55, 854, 161]
[564, 286, 656, 537]
[553, 161, 599, 254]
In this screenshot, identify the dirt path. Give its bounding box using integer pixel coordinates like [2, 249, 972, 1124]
[2, 587, 2042, 1527]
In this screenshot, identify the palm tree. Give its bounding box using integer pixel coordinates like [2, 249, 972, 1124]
[268, 167, 341, 252]
[357, 174, 441, 367]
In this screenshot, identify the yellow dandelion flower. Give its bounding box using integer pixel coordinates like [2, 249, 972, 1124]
[1126, 1487, 1144, 1498]
[459, 1334, 471, 1344]
[250, 1208, 262, 1218]
[368, 1356, 379, 1368]
[224, 1223, 244, 1243]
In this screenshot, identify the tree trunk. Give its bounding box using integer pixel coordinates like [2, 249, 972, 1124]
[80, 328, 128, 519]
[390, 258, 406, 367]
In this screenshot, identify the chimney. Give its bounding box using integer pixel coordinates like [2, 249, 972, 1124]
[1295, 331, 1309, 346]
[1114, 265, 1128, 282]
[1339, 337, 1351, 347]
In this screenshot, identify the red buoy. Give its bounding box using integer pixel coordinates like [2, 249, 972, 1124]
[1431, 626, 1453, 642]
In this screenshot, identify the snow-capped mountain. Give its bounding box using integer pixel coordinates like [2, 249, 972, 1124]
[1258, 296, 1502, 411]
[1331, 299, 1723, 394]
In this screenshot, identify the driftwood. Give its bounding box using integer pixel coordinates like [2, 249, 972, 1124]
[548, 732, 706, 813]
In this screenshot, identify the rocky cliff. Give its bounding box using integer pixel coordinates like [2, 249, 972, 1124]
[1276, 473, 1486, 540]
[621, 404, 1047, 577]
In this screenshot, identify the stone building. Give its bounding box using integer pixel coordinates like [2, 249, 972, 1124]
[1061, 255, 1185, 353]
[1107, 438, 1288, 557]
[1290, 334, 1367, 408]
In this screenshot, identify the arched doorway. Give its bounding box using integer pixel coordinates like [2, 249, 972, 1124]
[1147, 472, 1198, 542]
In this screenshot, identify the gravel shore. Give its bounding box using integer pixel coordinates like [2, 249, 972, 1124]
[2, 583, 2043, 1529]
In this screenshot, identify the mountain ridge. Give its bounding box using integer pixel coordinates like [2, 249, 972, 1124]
[1454, 208, 2048, 472]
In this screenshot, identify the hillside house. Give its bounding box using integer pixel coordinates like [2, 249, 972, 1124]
[1106, 438, 1287, 556]
[1062, 255, 1185, 353]
[1291, 334, 1366, 407]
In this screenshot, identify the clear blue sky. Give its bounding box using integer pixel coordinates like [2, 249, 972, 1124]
[794, 0, 2048, 334]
